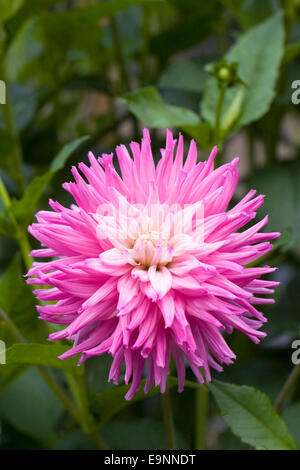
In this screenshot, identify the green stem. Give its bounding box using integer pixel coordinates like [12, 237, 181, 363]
[86, 427, 108, 451]
[0, 174, 32, 270]
[274, 363, 300, 412]
[195, 386, 208, 450]
[0, 63, 26, 194]
[161, 388, 176, 450]
[246, 126, 255, 172]
[110, 16, 131, 93]
[17, 233, 33, 271]
[0, 307, 26, 343]
[140, 5, 150, 84]
[0, 175, 11, 207]
[66, 372, 108, 449]
[38, 367, 84, 426]
[214, 85, 226, 166]
[66, 372, 86, 413]
[214, 86, 226, 144]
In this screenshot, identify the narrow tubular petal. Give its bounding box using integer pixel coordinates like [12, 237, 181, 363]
[148, 266, 172, 299]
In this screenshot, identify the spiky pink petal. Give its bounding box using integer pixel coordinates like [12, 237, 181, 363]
[27, 129, 279, 399]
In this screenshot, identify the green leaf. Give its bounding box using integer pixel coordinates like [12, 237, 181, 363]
[49, 135, 89, 172]
[120, 86, 200, 128]
[0, 0, 23, 24]
[159, 60, 208, 93]
[209, 380, 297, 450]
[9, 172, 53, 226]
[216, 429, 248, 450]
[6, 342, 83, 374]
[0, 255, 47, 342]
[0, 254, 33, 316]
[202, 12, 284, 133]
[182, 122, 212, 150]
[0, 367, 63, 446]
[92, 376, 199, 427]
[9, 135, 89, 228]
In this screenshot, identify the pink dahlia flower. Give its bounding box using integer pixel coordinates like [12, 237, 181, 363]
[27, 129, 279, 400]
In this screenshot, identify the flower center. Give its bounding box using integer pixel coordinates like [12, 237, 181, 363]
[132, 231, 173, 268]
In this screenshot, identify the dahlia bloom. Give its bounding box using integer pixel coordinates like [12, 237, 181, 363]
[27, 129, 279, 400]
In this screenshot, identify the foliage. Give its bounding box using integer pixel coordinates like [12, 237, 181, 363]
[0, 0, 300, 451]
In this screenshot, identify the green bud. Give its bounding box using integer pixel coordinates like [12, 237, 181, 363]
[205, 58, 246, 89]
[218, 67, 231, 82]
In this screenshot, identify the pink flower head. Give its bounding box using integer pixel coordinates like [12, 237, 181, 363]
[27, 129, 280, 400]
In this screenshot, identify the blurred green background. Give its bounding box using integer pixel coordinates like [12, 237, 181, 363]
[0, 0, 300, 451]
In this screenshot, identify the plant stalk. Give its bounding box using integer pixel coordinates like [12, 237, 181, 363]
[0, 62, 26, 194]
[274, 363, 300, 412]
[214, 85, 226, 166]
[140, 5, 150, 84]
[110, 15, 131, 93]
[66, 372, 108, 449]
[161, 388, 176, 450]
[195, 386, 208, 450]
[0, 174, 32, 270]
